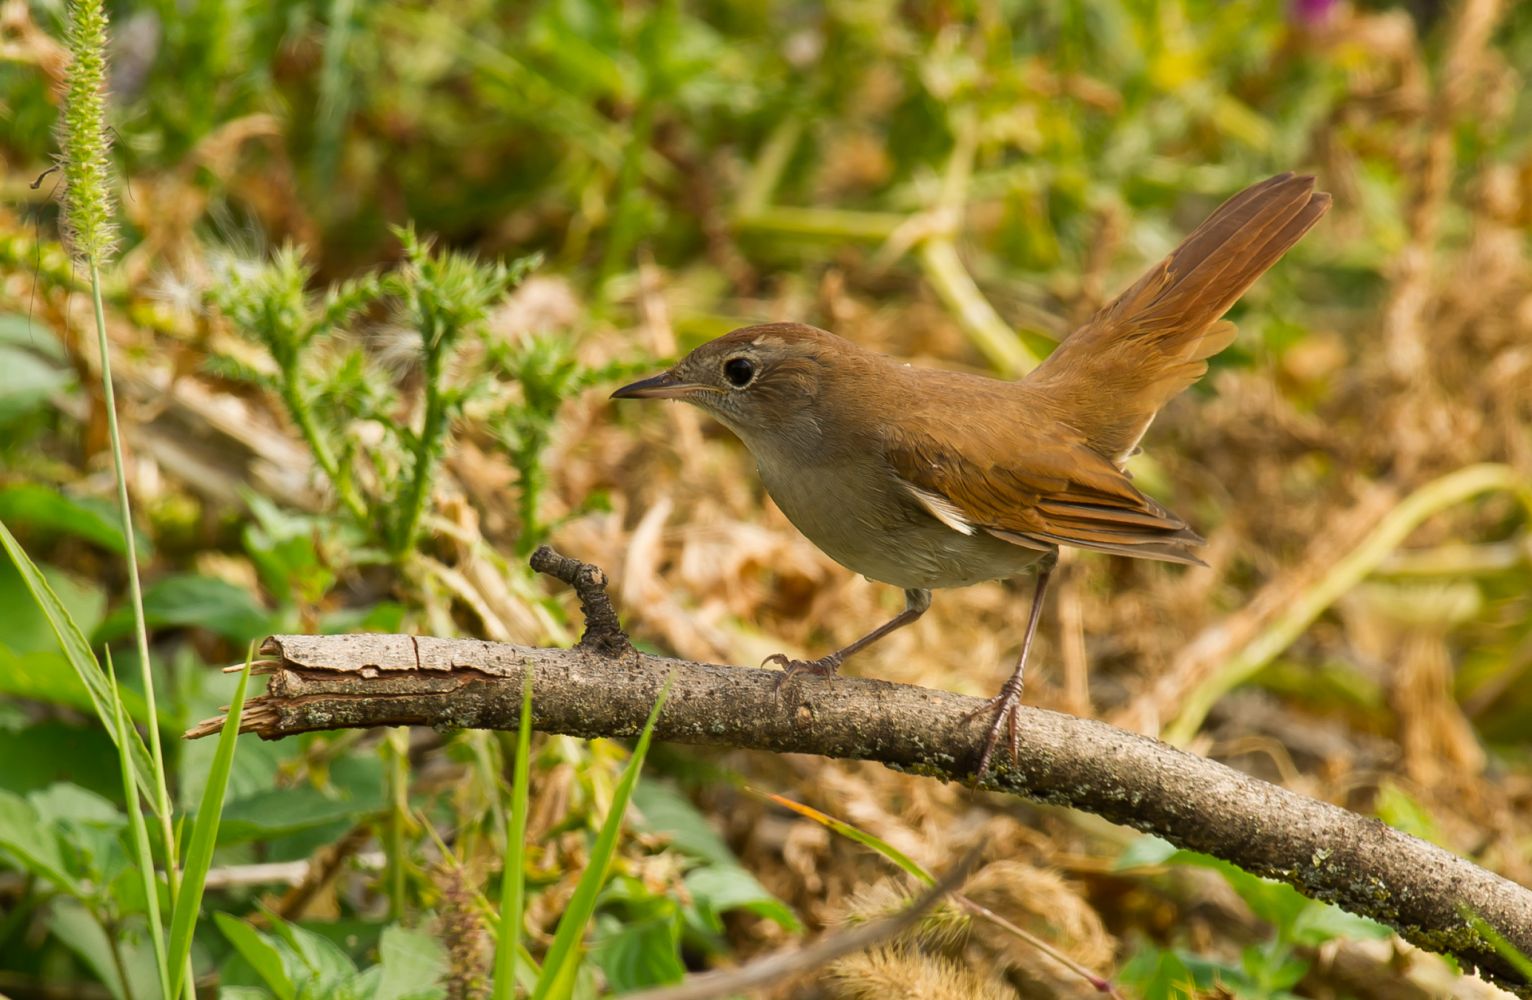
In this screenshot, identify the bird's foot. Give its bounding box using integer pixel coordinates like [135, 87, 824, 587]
[765, 652, 844, 690]
[963, 684, 1024, 781]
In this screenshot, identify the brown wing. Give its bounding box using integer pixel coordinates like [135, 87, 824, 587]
[883, 414, 1207, 565]
[1025, 173, 1331, 464]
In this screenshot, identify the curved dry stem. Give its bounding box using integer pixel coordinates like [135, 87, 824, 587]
[1164, 463, 1532, 744]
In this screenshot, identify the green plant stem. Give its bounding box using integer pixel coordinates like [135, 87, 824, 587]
[1164, 463, 1532, 745]
[91, 264, 190, 998]
[736, 117, 802, 215]
[104, 917, 138, 1000]
[109, 653, 169, 996]
[916, 239, 1040, 375]
[391, 347, 448, 559]
[734, 204, 903, 242]
[313, 0, 357, 189]
[598, 100, 655, 288]
[278, 365, 367, 523]
[512, 432, 548, 558]
[416, 9, 624, 169]
[90, 266, 178, 854]
[492, 673, 533, 999]
[385, 727, 411, 920]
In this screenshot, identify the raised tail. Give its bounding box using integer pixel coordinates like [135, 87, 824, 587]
[1025, 173, 1331, 464]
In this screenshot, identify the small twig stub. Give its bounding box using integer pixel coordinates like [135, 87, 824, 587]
[529, 544, 631, 656]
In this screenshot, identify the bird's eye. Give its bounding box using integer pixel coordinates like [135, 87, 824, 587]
[722, 357, 755, 388]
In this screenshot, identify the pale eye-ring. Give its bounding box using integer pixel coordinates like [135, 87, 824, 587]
[723, 357, 755, 388]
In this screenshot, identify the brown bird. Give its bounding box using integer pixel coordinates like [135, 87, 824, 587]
[613, 173, 1331, 776]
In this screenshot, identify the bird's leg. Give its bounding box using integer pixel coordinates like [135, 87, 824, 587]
[968, 552, 1058, 778]
[768, 588, 932, 683]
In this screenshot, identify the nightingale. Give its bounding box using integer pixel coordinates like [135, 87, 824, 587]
[613, 173, 1331, 776]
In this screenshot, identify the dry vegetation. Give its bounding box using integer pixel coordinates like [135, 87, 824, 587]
[2, 0, 1531, 997]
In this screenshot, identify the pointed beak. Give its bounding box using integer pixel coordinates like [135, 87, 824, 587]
[610, 370, 704, 400]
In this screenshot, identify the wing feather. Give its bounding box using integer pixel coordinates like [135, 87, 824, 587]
[884, 414, 1206, 566]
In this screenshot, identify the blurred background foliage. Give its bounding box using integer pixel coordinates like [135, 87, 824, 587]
[2, 0, 1532, 996]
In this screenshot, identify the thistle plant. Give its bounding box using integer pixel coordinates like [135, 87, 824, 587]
[387, 226, 532, 559]
[205, 233, 612, 566]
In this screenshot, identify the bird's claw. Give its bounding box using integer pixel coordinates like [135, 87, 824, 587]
[963, 688, 1024, 781]
[765, 652, 843, 691]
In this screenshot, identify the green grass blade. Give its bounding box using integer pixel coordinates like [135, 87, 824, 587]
[493, 670, 535, 999]
[756, 790, 935, 886]
[530, 677, 673, 1000]
[108, 649, 170, 997]
[167, 648, 253, 998]
[0, 518, 157, 801]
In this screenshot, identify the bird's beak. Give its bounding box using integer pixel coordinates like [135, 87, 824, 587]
[610, 370, 704, 400]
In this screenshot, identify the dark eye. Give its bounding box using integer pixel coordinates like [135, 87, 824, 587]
[722, 357, 755, 388]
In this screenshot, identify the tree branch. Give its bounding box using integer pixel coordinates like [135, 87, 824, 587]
[188, 546, 1532, 996]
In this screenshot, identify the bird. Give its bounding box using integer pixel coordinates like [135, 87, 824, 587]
[612, 173, 1332, 777]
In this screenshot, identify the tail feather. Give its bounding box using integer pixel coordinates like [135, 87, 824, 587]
[1025, 173, 1331, 464]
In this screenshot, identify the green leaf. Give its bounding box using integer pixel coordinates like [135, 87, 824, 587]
[219, 915, 373, 999]
[0, 720, 121, 798]
[0, 647, 144, 721]
[29, 782, 122, 826]
[48, 897, 164, 1000]
[0, 313, 65, 359]
[1241, 941, 1309, 993]
[374, 924, 449, 1000]
[0, 559, 119, 733]
[216, 754, 387, 844]
[93, 573, 273, 645]
[1115, 834, 1179, 870]
[168, 654, 252, 998]
[1374, 779, 1446, 846]
[1462, 910, 1532, 981]
[1122, 843, 1381, 950]
[683, 864, 800, 931]
[0, 483, 133, 555]
[1118, 944, 1199, 1000]
[266, 914, 363, 995]
[532, 678, 673, 1000]
[0, 556, 107, 654]
[1288, 900, 1390, 947]
[590, 911, 685, 993]
[0, 519, 156, 800]
[217, 912, 298, 1000]
[630, 780, 736, 867]
[0, 343, 73, 424]
[0, 789, 78, 892]
[319, 600, 408, 634]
